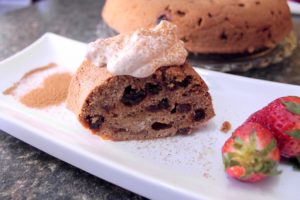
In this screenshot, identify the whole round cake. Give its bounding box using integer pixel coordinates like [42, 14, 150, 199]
[102, 0, 292, 54]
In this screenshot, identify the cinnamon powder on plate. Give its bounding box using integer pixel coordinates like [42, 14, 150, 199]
[20, 72, 72, 108]
[3, 63, 57, 96]
[3, 63, 72, 108]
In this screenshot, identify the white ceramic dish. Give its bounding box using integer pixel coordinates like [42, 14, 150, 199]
[0, 33, 299, 200]
[289, 1, 300, 15]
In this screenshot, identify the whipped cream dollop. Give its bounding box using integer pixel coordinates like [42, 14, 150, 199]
[86, 21, 188, 78]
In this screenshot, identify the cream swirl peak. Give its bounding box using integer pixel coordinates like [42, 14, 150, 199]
[86, 21, 188, 78]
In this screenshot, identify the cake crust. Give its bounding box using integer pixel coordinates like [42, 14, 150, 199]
[102, 0, 292, 54]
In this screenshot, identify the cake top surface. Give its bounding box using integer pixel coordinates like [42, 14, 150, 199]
[86, 21, 188, 78]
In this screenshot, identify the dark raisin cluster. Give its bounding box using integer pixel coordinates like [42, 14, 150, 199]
[121, 82, 163, 106]
[178, 76, 192, 87]
[166, 76, 193, 90]
[193, 108, 206, 121]
[171, 103, 192, 114]
[121, 86, 147, 106]
[156, 14, 169, 24]
[146, 98, 170, 112]
[145, 83, 162, 95]
[85, 115, 105, 130]
[151, 122, 172, 130]
[176, 127, 191, 135]
[176, 104, 192, 113]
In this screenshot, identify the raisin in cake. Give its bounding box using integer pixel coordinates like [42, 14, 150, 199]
[66, 21, 214, 140]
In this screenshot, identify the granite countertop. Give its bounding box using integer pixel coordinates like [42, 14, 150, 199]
[0, 0, 299, 199]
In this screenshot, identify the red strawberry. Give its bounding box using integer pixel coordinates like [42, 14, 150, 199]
[222, 122, 280, 182]
[247, 96, 300, 158]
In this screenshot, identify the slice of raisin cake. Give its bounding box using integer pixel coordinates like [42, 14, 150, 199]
[66, 21, 214, 140]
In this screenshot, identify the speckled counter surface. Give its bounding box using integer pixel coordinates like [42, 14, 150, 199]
[0, 0, 299, 199]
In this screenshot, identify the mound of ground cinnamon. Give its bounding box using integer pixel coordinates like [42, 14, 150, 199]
[3, 63, 57, 96]
[3, 63, 72, 109]
[20, 73, 72, 108]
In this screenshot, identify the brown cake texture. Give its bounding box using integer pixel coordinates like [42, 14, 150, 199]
[102, 0, 292, 54]
[66, 60, 214, 141]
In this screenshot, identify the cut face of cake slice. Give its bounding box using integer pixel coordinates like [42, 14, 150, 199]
[66, 21, 215, 140]
[67, 60, 214, 140]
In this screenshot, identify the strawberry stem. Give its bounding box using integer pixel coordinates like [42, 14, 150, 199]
[223, 132, 280, 178]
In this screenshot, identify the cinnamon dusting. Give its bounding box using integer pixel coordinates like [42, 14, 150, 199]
[3, 63, 57, 96]
[3, 63, 72, 108]
[20, 73, 72, 108]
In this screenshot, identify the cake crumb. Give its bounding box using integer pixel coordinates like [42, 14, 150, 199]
[220, 121, 231, 133]
[202, 172, 211, 179]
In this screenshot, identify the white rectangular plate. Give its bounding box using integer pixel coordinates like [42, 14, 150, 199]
[0, 33, 299, 200]
[289, 1, 300, 15]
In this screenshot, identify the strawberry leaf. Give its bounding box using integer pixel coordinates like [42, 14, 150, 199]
[286, 130, 300, 139]
[268, 168, 282, 176]
[233, 136, 243, 149]
[297, 156, 300, 164]
[223, 153, 231, 168]
[249, 131, 257, 150]
[264, 160, 281, 176]
[261, 139, 276, 156]
[223, 153, 240, 168]
[233, 136, 243, 145]
[281, 100, 300, 115]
